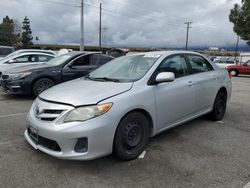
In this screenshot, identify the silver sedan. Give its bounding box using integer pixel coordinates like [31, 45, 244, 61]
[25, 51, 232, 160]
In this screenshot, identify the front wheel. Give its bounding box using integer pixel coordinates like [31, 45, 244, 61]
[113, 112, 150, 160]
[32, 78, 55, 97]
[209, 91, 227, 121]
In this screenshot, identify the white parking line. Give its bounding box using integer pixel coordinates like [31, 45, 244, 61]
[244, 182, 250, 188]
[0, 113, 27, 118]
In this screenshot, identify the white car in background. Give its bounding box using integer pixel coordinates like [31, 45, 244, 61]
[214, 59, 237, 69]
[0, 52, 55, 78]
[5, 49, 55, 58]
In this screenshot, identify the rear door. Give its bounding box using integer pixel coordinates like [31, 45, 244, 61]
[186, 54, 219, 113]
[154, 55, 196, 130]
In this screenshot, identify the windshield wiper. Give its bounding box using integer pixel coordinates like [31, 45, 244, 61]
[89, 77, 120, 82]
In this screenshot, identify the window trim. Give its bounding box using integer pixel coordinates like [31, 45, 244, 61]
[64, 54, 91, 68]
[147, 54, 191, 85]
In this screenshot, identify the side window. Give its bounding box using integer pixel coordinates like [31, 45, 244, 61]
[158, 55, 188, 78]
[95, 55, 113, 66]
[30, 55, 39, 62]
[226, 61, 234, 64]
[72, 55, 91, 66]
[13, 55, 29, 63]
[91, 54, 101, 65]
[187, 55, 213, 73]
[38, 55, 53, 62]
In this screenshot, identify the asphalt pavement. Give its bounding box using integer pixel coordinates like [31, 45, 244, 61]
[0, 76, 250, 188]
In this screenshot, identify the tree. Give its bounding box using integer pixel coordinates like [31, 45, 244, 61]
[21, 16, 33, 48]
[229, 0, 250, 46]
[0, 16, 16, 46]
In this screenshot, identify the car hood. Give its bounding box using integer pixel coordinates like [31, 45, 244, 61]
[39, 79, 133, 106]
[1, 63, 50, 73]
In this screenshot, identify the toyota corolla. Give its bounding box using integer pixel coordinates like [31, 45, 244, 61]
[24, 51, 232, 161]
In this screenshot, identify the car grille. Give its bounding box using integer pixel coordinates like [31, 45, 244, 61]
[34, 98, 73, 122]
[36, 108, 65, 122]
[28, 128, 61, 151]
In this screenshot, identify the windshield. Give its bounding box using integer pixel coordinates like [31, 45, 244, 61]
[45, 53, 74, 66]
[0, 53, 16, 64]
[88, 54, 160, 82]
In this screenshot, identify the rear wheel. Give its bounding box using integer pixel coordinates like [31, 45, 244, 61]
[229, 70, 238, 77]
[32, 78, 55, 97]
[114, 112, 150, 160]
[209, 91, 227, 121]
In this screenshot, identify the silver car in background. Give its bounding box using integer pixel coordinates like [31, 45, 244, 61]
[25, 51, 232, 161]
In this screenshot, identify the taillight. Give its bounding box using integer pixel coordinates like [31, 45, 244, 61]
[228, 72, 232, 79]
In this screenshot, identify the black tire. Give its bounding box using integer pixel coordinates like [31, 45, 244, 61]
[209, 91, 227, 121]
[229, 69, 238, 77]
[32, 78, 55, 97]
[114, 112, 150, 161]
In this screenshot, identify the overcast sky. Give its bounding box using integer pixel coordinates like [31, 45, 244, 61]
[0, 0, 245, 48]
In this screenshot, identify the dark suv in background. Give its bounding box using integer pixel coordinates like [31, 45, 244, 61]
[0, 46, 15, 58]
[0, 52, 113, 96]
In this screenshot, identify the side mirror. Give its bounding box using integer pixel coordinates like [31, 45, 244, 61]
[8, 59, 15, 64]
[243, 63, 248, 67]
[155, 72, 175, 83]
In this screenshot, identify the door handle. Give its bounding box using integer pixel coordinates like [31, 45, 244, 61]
[212, 74, 217, 80]
[188, 81, 194, 86]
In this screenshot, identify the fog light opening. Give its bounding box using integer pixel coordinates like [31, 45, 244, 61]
[74, 138, 88, 153]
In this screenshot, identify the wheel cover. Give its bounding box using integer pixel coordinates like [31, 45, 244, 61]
[122, 119, 143, 149]
[36, 80, 53, 94]
[230, 70, 236, 76]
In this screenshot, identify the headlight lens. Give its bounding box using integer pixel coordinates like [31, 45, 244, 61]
[9, 72, 32, 80]
[63, 103, 112, 123]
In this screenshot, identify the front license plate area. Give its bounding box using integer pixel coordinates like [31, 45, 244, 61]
[28, 126, 39, 143]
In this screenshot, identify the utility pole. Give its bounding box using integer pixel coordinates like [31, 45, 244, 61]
[102, 27, 108, 47]
[235, 35, 240, 61]
[185, 22, 192, 51]
[80, 0, 84, 51]
[99, 3, 102, 52]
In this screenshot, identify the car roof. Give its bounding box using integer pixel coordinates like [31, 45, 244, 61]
[127, 50, 205, 57]
[13, 52, 55, 56]
[16, 49, 53, 52]
[0, 46, 14, 49]
[67, 51, 102, 55]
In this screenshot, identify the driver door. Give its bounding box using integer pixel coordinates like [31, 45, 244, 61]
[62, 54, 93, 82]
[154, 55, 196, 131]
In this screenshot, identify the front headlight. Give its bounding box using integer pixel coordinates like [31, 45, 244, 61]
[9, 72, 32, 80]
[63, 103, 113, 123]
